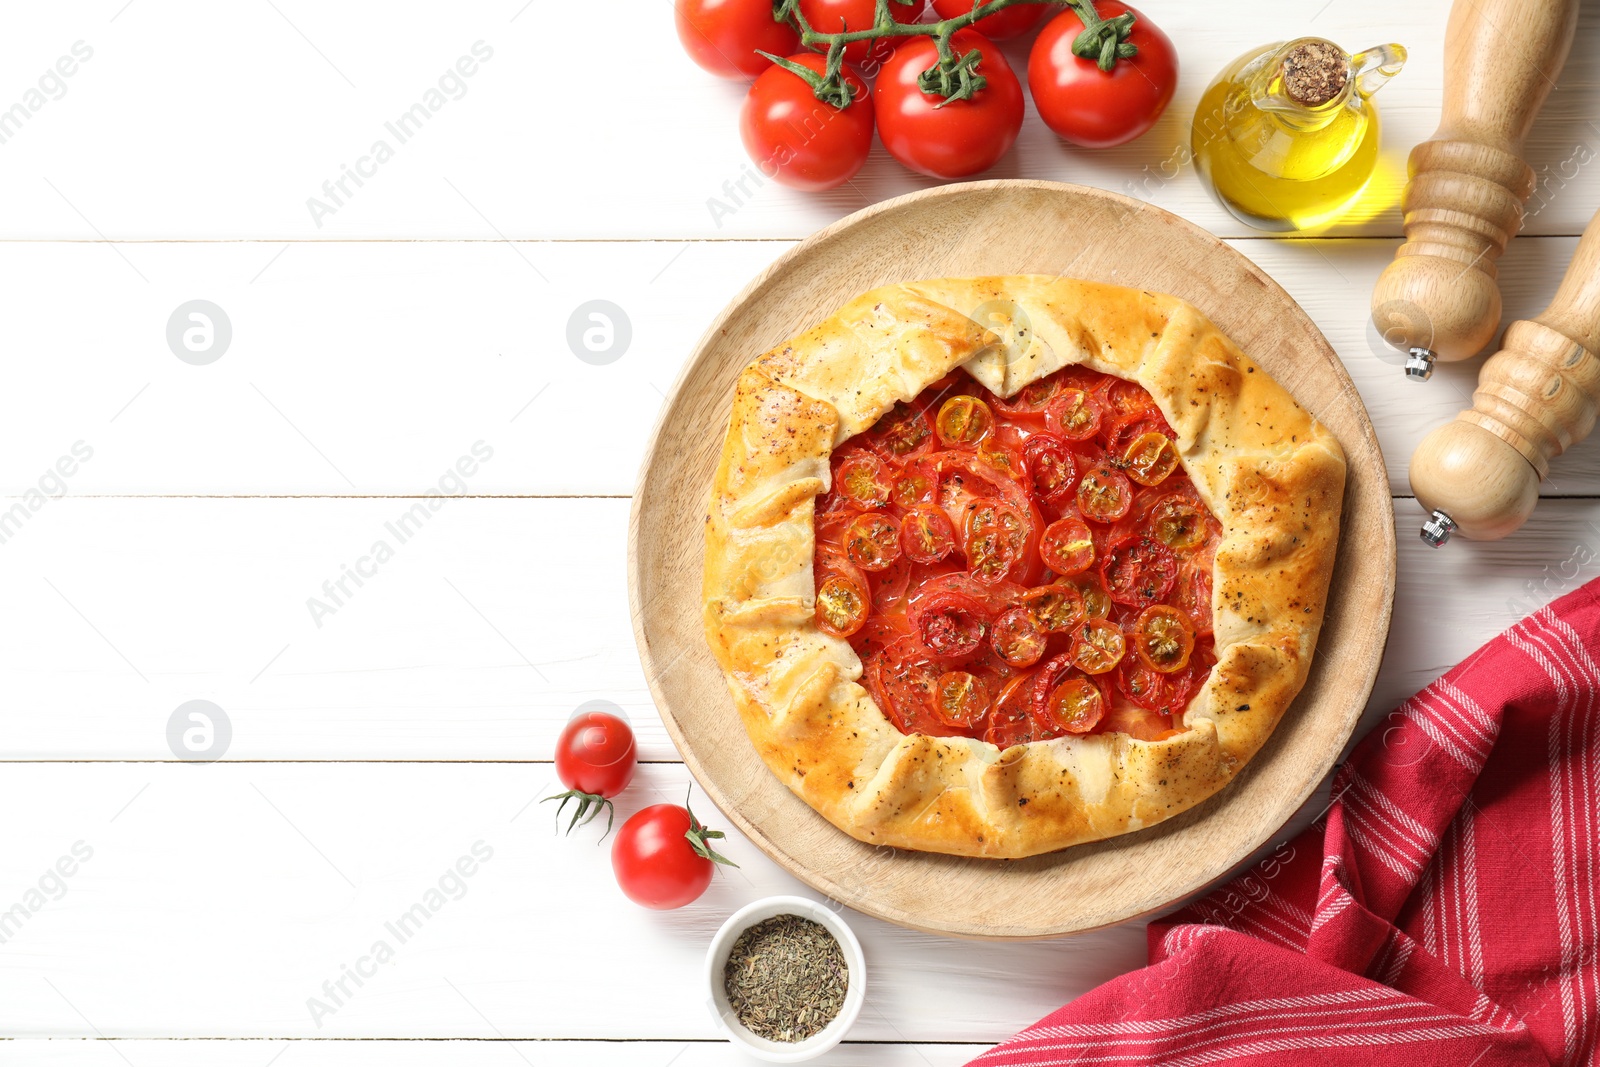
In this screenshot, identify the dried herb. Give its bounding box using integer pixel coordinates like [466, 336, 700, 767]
[723, 914, 848, 1043]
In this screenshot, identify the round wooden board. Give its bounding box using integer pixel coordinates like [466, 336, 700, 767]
[628, 180, 1395, 940]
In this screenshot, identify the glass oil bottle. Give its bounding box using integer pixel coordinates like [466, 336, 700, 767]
[1192, 37, 1406, 231]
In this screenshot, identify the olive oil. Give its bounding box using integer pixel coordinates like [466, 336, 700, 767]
[1193, 38, 1405, 232]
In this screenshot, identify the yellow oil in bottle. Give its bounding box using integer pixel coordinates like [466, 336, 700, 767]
[1193, 39, 1405, 232]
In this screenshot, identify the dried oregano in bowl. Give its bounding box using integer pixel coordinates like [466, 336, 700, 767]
[723, 913, 850, 1043]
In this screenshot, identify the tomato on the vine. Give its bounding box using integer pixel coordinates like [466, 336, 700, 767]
[798, 0, 922, 70]
[741, 54, 875, 191]
[1028, 0, 1177, 148]
[875, 30, 1024, 179]
[930, 0, 1052, 41]
[676, 0, 802, 80]
[545, 708, 637, 837]
[612, 799, 737, 910]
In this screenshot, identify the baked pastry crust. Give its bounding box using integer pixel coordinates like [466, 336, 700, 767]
[702, 276, 1345, 859]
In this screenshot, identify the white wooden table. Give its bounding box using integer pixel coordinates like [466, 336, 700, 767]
[3, 1, 1599, 1063]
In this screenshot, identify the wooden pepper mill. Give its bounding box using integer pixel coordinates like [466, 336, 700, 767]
[1410, 210, 1600, 546]
[1369, 0, 1577, 380]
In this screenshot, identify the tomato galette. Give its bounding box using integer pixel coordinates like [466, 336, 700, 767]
[702, 277, 1345, 859]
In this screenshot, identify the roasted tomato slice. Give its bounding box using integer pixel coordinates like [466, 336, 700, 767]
[1022, 432, 1078, 504]
[1101, 535, 1179, 609]
[892, 458, 939, 508]
[1171, 562, 1214, 636]
[998, 376, 1063, 418]
[1115, 655, 1170, 711]
[867, 637, 953, 736]
[965, 499, 1032, 585]
[845, 512, 901, 571]
[1148, 491, 1209, 551]
[1044, 388, 1102, 441]
[984, 672, 1041, 748]
[911, 590, 989, 660]
[935, 395, 994, 448]
[990, 606, 1047, 667]
[1098, 377, 1158, 424]
[832, 447, 893, 509]
[900, 506, 956, 564]
[868, 553, 912, 615]
[1077, 465, 1133, 523]
[1071, 616, 1126, 675]
[933, 671, 990, 727]
[814, 544, 870, 638]
[1123, 431, 1180, 487]
[1133, 604, 1195, 673]
[1043, 675, 1105, 734]
[1020, 582, 1086, 633]
[1041, 515, 1095, 576]
[864, 400, 933, 462]
[1056, 572, 1112, 618]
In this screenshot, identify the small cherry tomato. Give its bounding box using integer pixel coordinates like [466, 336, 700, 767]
[936, 395, 995, 447]
[892, 460, 939, 508]
[1045, 388, 1102, 441]
[933, 670, 990, 727]
[1058, 573, 1113, 618]
[965, 499, 1031, 584]
[545, 708, 637, 837]
[798, 0, 923, 70]
[914, 591, 989, 659]
[1123, 431, 1180, 486]
[1022, 433, 1079, 505]
[1171, 562, 1214, 635]
[1077, 465, 1133, 523]
[845, 512, 902, 571]
[901, 505, 957, 564]
[1044, 676, 1105, 734]
[866, 400, 934, 462]
[1149, 493, 1209, 551]
[816, 574, 868, 636]
[930, 0, 1052, 39]
[1133, 604, 1195, 673]
[834, 448, 893, 508]
[741, 55, 875, 191]
[1028, 0, 1178, 148]
[984, 672, 1041, 748]
[612, 800, 736, 910]
[1041, 516, 1096, 576]
[1102, 535, 1179, 609]
[1115, 655, 1169, 711]
[1020, 582, 1085, 633]
[875, 31, 1024, 179]
[675, 0, 801, 80]
[866, 636, 954, 735]
[991, 606, 1047, 667]
[1001, 376, 1064, 416]
[1072, 616, 1126, 674]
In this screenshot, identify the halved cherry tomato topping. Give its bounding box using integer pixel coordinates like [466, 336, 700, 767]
[935, 395, 994, 448]
[1115, 656, 1169, 711]
[900, 506, 956, 564]
[834, 449, 892, 508]
[1020, 583, 1086, 634]
[1099, 378, 1158, 422]
[914, 591, 989, 659]
[984, 672, 1040, 748]
[1041, 516, 1095, 576]
[1077, 466, 1133, 523]
[1044, 676, 1105, 734]
[865, 400, 933, 461]
[1104, 410, 1176, 457]
[1171, 563, 1214, 635]
[991, 606, 1047, 667]
[933, 671, 990, 727]
[1102, 535, 1178, 609]
[1057, 573, 1112, 618]
[978, 438, 1024, 481]
[845, 512, 901, 571]
[965, 500, 1030, 584]
[1123, 432, 1180, 487]
[892, 460, 938, 508]
[1044, 388, 1101, 441]
[1071, 616, 1125, 674]
[1133, 605, 1195, 673]
[1002, 376, 1064, 415]
[1149, 493, 1208, 551]
[1022, 433, 1078, 504]
[866, 638, 950, 736]
[816, 575, 868, 637]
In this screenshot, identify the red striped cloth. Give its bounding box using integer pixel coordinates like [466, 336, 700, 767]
[971, 578, 1600, 1067]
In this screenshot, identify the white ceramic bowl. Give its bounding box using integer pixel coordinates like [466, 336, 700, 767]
[704, 895, 867, 1062]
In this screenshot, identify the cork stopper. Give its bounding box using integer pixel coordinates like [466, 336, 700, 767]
[1282, 41, 1349, 107]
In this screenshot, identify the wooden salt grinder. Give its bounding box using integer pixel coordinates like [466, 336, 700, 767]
[1370, 0, 1577, 381]
[1410, 210, 1600, 546]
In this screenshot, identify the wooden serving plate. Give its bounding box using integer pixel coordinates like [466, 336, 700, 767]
[628, 180, 1395, 939]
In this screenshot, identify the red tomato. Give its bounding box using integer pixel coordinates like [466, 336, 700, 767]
[815, 544, 871, 637]
[1148, 492, 1209, 552]
[1020, 582, 1086, 633]
[1027, 1, 1177, 148]
[798, 0, 923, 71]
[547, 709, 637, 836]
[845, 511, 902, 571]
[933, 670, 990, 727]
[865, 637, 953, 734]
[675, 0, 801, 79]
[1043, 675, 1105, 734]
[1123, 431, 1180, 486]
[984, 671, 1041, 748]
[991, 606, 1047, 667]
[865, 400, 935, 463]
[1045, 389, 1102, 441]
[935, 394, 995, 448]
[892, 459, 940, 508]
[875, 31, 1024, 179]
[1041, 516, 1096, 576]
[1133, 604, 1195, 673]
[1077, 465, 1133, 523]
[901, 505, 957, 563]
[741, 54, 875, 191]
[612, 801, 735, 910]
[1023, 433, 1079, 504]
[1101, 535, 1178, 609]
[833, 447, 893, 508]
[1171, 562, 1214, 635]
[1071, 616, 1126, 674]
[929, 0, 1052, 40]
[913, 590, 990, 659]
[965, 499, 1032, 584]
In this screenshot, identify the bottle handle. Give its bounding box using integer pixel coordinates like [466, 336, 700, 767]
[1352, 43, 1407, 98]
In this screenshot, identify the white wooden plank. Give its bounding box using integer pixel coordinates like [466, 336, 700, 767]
[0, 1040, 982, 1066]
[2, 496, 1597, 762]
[1, 237, 1598, 498]
[3, 1, 1599, 241]
[0, 761, 1146, 1040]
